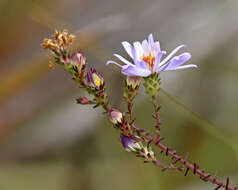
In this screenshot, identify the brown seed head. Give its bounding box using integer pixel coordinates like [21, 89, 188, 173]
[52, 30, 60, 40]
[68, 34, 76, 44]
[41, 29, 77, 59]
[41, 38, 57, 51]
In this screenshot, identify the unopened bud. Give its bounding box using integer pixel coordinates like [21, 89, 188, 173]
[71, 51, 86, 73]
[109, 108, 123, 124]
[87, 68, 104, 90]
[126, 76, 141, 89]
[120, 135, 141, 152]
[124, 76, 141, 102]
[76, 97, 91, 104]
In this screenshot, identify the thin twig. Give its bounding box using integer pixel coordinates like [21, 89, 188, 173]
[131, 125, 236, 190]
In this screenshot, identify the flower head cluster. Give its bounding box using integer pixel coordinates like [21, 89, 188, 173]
[41, 29, 75, 53]
[41, 30, 77, 68]
[106, 34, 197, 77]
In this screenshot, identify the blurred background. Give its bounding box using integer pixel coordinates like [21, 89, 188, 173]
[0, 0, 238, 189]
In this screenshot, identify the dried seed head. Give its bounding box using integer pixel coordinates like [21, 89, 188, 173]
[41, 29, 76, 55]
[68, 34, 76, 44]
[41, 38, 57, 51]
[52, 30, 60, 40]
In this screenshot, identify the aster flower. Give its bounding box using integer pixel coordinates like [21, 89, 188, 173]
[106, 34, 197, 77]
[120, 135, 141, 152]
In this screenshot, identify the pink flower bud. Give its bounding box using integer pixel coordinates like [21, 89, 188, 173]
[71, 51, 86, 72]
[109, 108, 123, 125]
[126, 76, 141, 89]
[76, 97, 90, 104]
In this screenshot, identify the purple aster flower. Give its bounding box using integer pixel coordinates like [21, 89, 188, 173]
[120, 135, 141, 152]
[106, 34, 197, 77]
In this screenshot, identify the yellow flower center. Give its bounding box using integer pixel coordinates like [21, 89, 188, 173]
[141, 50, 156, 71]
[92, 73, 103, 88]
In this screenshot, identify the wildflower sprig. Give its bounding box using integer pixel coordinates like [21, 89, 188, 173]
[42, 30, 237, 190]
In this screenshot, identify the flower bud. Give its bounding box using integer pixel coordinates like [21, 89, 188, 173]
[124, 76, 141, 102]
[71, 51, 86, 73]
[76, 97, 91, 104]
[126, 76, 141, 89]
[143, 73, 160, 97]
[109, 108, 123, 125]
[120, 135, 141, 152]
[87, 68, 104, 90]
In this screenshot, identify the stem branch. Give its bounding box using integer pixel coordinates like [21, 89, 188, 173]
[152, 95, 161, 141]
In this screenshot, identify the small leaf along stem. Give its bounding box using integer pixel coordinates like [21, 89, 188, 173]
[152, 159, 183, 172]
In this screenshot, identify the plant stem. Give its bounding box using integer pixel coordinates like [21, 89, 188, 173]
[152, 95, 161, 141]
[131, 125, 237, 190]
[127, 102, 133, 123]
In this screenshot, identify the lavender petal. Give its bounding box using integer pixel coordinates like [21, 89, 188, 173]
[121, 65, 151, 77]
[153, 51, 166, 72]
[166, 64, 197, 71]
[133, 41, 144, 60]
[148, 33, 155, 50]
[113, 54, 133, 66]
[106, 60, 123, 68]
[122, 41, 133, 58]
[142, 39, 149, 54]
[163, 52, 191, 70]
[159, 45, 185, 66]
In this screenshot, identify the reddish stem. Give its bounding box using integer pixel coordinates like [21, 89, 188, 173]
[128, 102, 133, 122]
[131, 125, 237, 190]
[67, 68, 236, 190]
